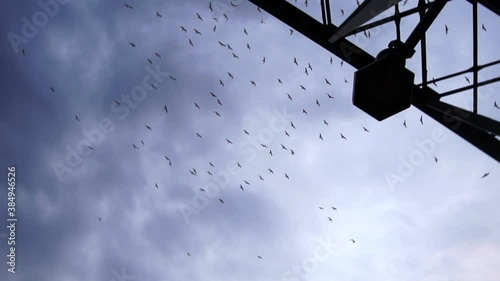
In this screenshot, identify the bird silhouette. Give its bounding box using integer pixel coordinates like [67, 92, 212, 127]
[434, 156, 438, 163]
[363, 127, 369, 132]
[340, 60, 344, 67]
[150, 84, 157, 90]
[300, 85, 306, 90]
[481, 172, 490, 178]
[213, 25, 216, 32]
[223, 13, 228, 20]
[237, 162, 242, 168]
[324, 120, 329, 126]
[344, 78, 349, 83]
[207, 171, 213, 176]
[308, 63, 312, 71]
[261, 144, 268, 148]
[262, 56, 266, 64]
[268, 168, 274, 174]
[293, 57, 298, 66]
[278, 78, 283, 84]
[269, 150, 273, 156]
[285, 131, 290, 137]
[285, 173, 289, 179]
[209, 162, 215, 167]
[464, 76, 470, 84]
[330, 57, 333, 64]
[340, 134, 347, 140]
[50, 87, 55, 93]
[319, 133, 323, 140]
[325, 78, 331, 85]
[155, 183, 158, 189]
[247, 43, 251, 50]
[194, 102, 200, 109]
[316, 99, 320, 106]
[218, 41, 226, 47]
[290, 29, 293, 35]
[196, 133, 202, 138]
[124, 4, 133, 9]
[227, 44, 233, 50]
[180, 26, 187, 32]
[196, 13, 203, 21]
[351, 239, 356, 243]
[189, 39, 194, 47]
[281, 144, 288, 150]
[209, 2, 213, 12]
[228, 72, 234, 79]
[244, 130, 250, 135]
[328, 217, 333, 222]
[155, 52, 161, 58]
[302, 109, 308, 114]
[331, 207, 337, 211]
[145, 125, 152, 130]
[187, 252, 192, 256]
[482, 23, 487, 31]
[494, 101, 499, 109]
[240, 184, 244, 191]
[290, 150, 295, 155]
[257, 7, 261, 13]
[305, 67, 308, 76]
[403, 120, 407, 129]
[147, 58, 153, 65]
[445, 24, 449, 35]
[141, 140, 144, 146]
[226, 139, 233, 144]
[244, 180, 250, 185]
[244, 28, 248, 35]
[219, 79, 224, 86]
[259, 175, 264, 181]
[232, 53, 239, 59]
[291, 122, 296, 129]
[164, 105, 168, 113]
[341, 9, 344, 16]
[257, 256, 263, 259]
[287, 94, 293, 101]
[194, 29, 202, 35]
[327, 94, 334, 99]
[156, 11, 162, 18]
[75, 115, 80, 122]
[129, 42, 136, 47]
[133, 144, 139, 150]
[420, 115, 423, 125]
[251, 81, 256, 86]
[87, 146, 94, 151]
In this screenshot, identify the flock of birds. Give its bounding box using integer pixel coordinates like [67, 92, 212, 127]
[34, 0, 495, 262]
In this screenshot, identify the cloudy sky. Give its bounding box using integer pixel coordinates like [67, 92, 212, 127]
[0, 0, 499, 281]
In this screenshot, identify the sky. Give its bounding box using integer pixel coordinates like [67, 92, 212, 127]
[0, 0, 499, 281]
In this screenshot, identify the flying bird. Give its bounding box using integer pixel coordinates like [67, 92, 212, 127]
[213, 25, 216, 32]
[262, 56, 266, 64]
[150, 84, 157, 90]
[285, 173, 289, 179]
[223, 13, 228, 20]
[285, 131, 290, 137]
[494, 101, 499, 109]
[75, 115, 80, 122]
[155, 183, 158, 189]
[209, 2, 213, 12]
[196, 13, 203, 21]
[180, 26, 187, 32]
[156, 11, 162, 18]
[293, 57, 298, 66]
[240, 185, 244, 191]
[464, 76, 470, 84]
[316, 99, 320, 106]
[244, 180, 250, 185]
[133, 144, 139, 150]
[232, 53, 239, 59]
[196, 133, 202, 138]
[147, 58, 153, 65]
[269, 150, 273, 156]
[281, 144, 287, 150]
[287, 93, 292, 101]
[403, 120, 407, 129]
[124, 3, 133, 9]
[445, 24, 449, 35]
[219, 79, 224, 86]
[363, 127, 369, 132]
[244, 28, 248, 35]
[226, 138, 233, 144]
[291, 122, 296, 129]
[189, 39, 194, 47]
[324, 120, 329, 126]
[237, 162, 242, 168]
[129, 42, 136, 47]
[187, 252, 191, 256]
[481, 172, 489, 178]
[278, 78, 283, 84]
[434, 156, 438, 163]
[251, 81, 256, 86]
[268, 169, 274, 174]
[227, 44, 233, 50]
[290, 29, 293, 35]
[194, 29, 202, 35]
[194, 102, 200, 109]
[217, 99, 222, 106]
[327, 93, 334, 99]
[319, 133, 323, 140]
[247, 43, 251, 50]
[50, 87, 55, 93]
[325, 78, 331, 85]
[308, 63, 312, 71]
[87, 146, 94, 151]
[328, 217, 333, 223]
[300, 85, 306, 90]
[302, 109, 308, 114]
[244, 130, 250, 135]
[482, 23, 487, 31]
[331, 207, 337, 211]
[154, 52, 161, 58]
[141, 140, 144, 146]
[164, 105, 168, 113]
[228, 72, 234, 79]
[351, 239, 356, 243]
[145, 125, 152, 130]
[259, 175, 264, 181]
[257, 256, 263, 259]
[420, 115, 423, 125]
[209, 162, 215, 167]
[330, 56, 333, 64]
[344, 78, 349, 83]
[341, 9, 344, 16]
[218, 41, 226, 47]
[340, 134, 347, 140]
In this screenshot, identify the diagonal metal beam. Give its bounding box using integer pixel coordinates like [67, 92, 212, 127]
[329, 0, 404, 43]
[248, 0, 500, 162]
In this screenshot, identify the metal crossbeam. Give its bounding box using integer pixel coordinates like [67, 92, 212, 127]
[248, 0, 500, 162]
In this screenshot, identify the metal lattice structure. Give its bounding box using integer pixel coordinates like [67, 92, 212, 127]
[249, 0, 500, 162]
